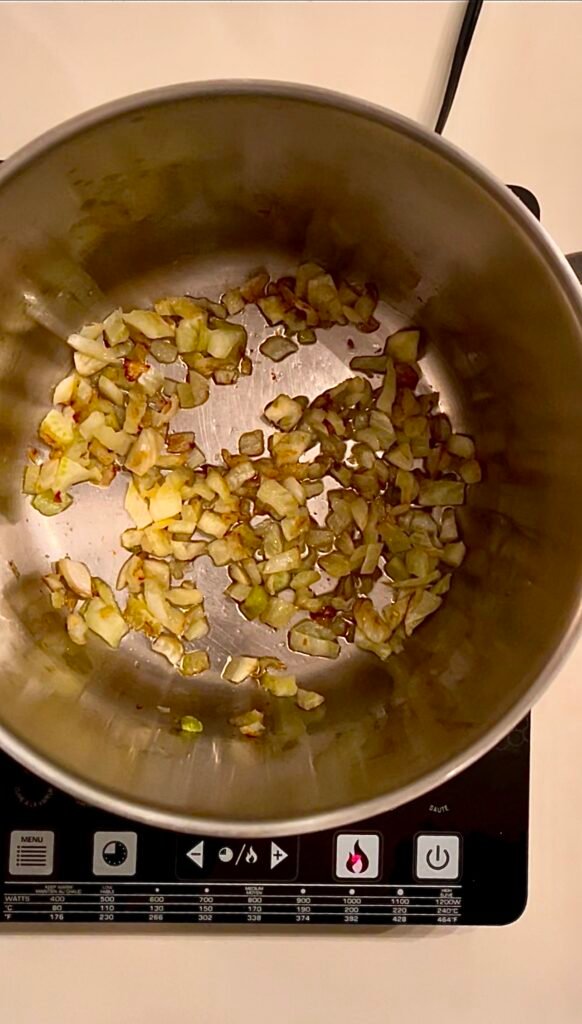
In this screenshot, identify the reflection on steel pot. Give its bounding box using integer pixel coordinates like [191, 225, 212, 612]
[0, 83, 580, 836]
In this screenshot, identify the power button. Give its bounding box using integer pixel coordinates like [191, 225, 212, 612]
[414, 834, 461, 881]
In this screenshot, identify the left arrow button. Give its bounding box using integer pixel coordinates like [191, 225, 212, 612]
[186, 840, 204, 868]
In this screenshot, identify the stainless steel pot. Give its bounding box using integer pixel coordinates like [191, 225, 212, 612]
[0, 82, 581, 836]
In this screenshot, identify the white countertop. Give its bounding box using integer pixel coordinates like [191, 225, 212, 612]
[1, 3, 581, 1021]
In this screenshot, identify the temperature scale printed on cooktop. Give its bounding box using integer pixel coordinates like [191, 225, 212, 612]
[0, 717, 529, 927]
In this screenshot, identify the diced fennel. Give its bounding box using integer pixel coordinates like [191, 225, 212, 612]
[179, 714, 203, 733]
[260, 596, 297, 629]
[58, 558, 92, 599]
[125, 428, 164, 476]
[149, 479, 183, 522]
[447, 434, 475, 459]
[459, 459, 481, 484]
[418, 480, 465, 506]
[123, 310, 174, 339]
[66, 611, 88, 645]
[98, 375, 125, 406]
[386, 328, 420, 363]
[222, 656, 260, 684]
[259, 336, 298, 362]
[125, 480, 153, 529]
[181, 651, 210, 676]
[241, 585, 269, 620]
[270, 430, 312, 466]
[264, 394, 304, 431]
[53, 373, 77, 405]
[404, 590, 443, 636]
[151, 635, 183, 666]
[288, 627, 340, 659]
[84, 597, 128, 648]
[262, 548, 301, 575]
[257, 478, 298, 518]
[231, 709, 265, 737]
[206, 322, 246, 359]
[26, 276, 480, 727]
[375, 357, 396, 414]
[103, 308, 130, 345]
[39, 409, 75, 448]
[239, 429, 264, 456]
[296, 688, 325, 711]
[143, 559, 171, 588]
[166, 586, 203, 607]
[32, 491, 73, 516]
[261, 672, 298, 697]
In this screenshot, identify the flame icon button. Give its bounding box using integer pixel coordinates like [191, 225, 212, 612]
[335, 834, 381, 880]
[346, 839, 369, 875]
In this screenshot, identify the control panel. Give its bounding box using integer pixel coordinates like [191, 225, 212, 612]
[0, 719, 529, 927]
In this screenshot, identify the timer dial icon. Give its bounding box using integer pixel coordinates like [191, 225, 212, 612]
[93, 832, 138, 876]
[102, 840, 129, 867]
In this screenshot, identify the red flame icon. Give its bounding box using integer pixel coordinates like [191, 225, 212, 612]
[345, 839, 369, 875]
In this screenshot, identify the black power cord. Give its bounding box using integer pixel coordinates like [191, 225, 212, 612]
[433, 1, 542, 221]
[435, 0, 484, 135]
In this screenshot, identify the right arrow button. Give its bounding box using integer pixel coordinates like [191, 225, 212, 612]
[270, 842, 289, 870]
